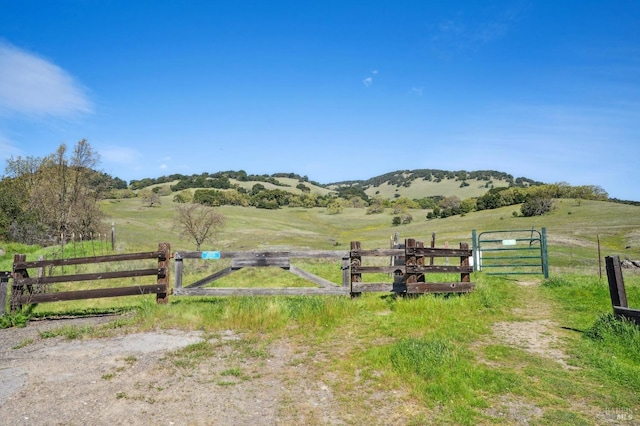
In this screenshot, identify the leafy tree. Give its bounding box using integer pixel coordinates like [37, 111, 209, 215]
[366, 197, 385, 215]
[296, 183, 311, 193]
[251, 183, 266, 195]
[440, 195, 461, 210]
[251, 189, 289, 208]
[336, 186, 369, 203]
[4, 139, 104, 244]
[520, 197, 554, 217]
[326, 198, 348, 214]
[349, 197, 368, 208]
[174, 204, 225, 250]
[392, 214, 412, 225]
[460, 198, 477, 214]
[391, 197, 419, 214]
[0, 177, 28, 240]
[139, 189, 161, 207]
[173, 192, 192, 203]
[414, 197, 438, 209]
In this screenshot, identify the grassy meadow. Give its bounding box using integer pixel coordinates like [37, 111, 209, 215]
[1, 195, 640, 424]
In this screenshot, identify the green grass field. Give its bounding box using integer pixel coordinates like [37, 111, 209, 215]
[1, 197, 640, 424]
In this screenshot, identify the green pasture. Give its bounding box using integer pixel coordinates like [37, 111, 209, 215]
[1, 197, 640, 424]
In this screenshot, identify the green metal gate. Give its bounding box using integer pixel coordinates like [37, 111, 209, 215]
[472, 228, 548, 278]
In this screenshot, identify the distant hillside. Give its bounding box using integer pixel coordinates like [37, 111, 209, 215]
[328, 169, 542, 200]
[129, 169, 544, 201]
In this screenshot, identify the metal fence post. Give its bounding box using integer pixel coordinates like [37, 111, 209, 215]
[541, 227, 549, 279]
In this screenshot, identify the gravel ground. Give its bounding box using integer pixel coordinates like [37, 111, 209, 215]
[0, 316, 349, 425]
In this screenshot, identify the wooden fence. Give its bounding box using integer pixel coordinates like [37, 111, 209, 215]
[350, 239, 474, 294]
[605, 255, 640, 324]
[173, 250, 350, 296]
[9, 243, 170, 312]
[1, 238, 476, 314]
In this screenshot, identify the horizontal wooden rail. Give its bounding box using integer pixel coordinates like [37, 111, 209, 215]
[174, 287, 349, 296]
[176, 250, 348, 259]
[349, 249, 404, 257]
[14, 284, 167, 304]
[613, 306, 640, 323]
[350, 265, 473, 274]
[13, 251, 166, 269]
[15, 268, 165, 286]
[231, 257, 290, 268]
[407, 282, 474, 293]
[407, 247, 472, 257]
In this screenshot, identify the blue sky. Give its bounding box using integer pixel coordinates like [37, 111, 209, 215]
[1, 1, 639, 200]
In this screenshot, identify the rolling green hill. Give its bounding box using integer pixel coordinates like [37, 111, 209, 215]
[97, 195, 640, 275]
[129, 168, 542, 201]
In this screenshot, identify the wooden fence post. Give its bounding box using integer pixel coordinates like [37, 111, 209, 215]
[430, 232, 436, 266]
[405, 239, 417, 289]
[460, 242, 470, 283]
[350, 241, 362, 297]
[341, 254, 350, 289]
[156, 243, 170, 304]
[0, 271, 10, 316]
[605, 255, 628, 308]
[416, 240, 425, 283]
[174, 252, 183, 292]
[11, 254, 28, 312]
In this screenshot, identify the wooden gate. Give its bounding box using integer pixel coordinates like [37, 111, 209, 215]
[173, 250, 351, 296]
[9, 243, 170, 311]
[349, 239, 474, 295]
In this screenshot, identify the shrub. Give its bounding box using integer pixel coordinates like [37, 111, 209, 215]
[521, 197, 554, 217]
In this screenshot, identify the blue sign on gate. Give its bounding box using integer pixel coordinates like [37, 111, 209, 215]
[201, 251, 221, 260]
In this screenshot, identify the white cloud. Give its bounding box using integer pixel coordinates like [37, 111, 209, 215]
[430, 5, 526, 57]
[0, 42, 92, 118]
[363, 77, 373, 87]
[160, 164, 167, 170]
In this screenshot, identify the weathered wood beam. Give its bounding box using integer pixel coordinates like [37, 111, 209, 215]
[184, 267, 236, 288]
[16, 284, 166, 304]
[14, 251, 166, 269]
[231, 257, 290, 268]
[14, 268, 163, 286]
[407, 282, 475, 293]
[176, 250, 348, 259]
[173, 287, 349, 296]
[351, 282, 394, 292]
[351, 266, 406, 274]
[288, 265, 337, 288]
[613, 306, 640, 325]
